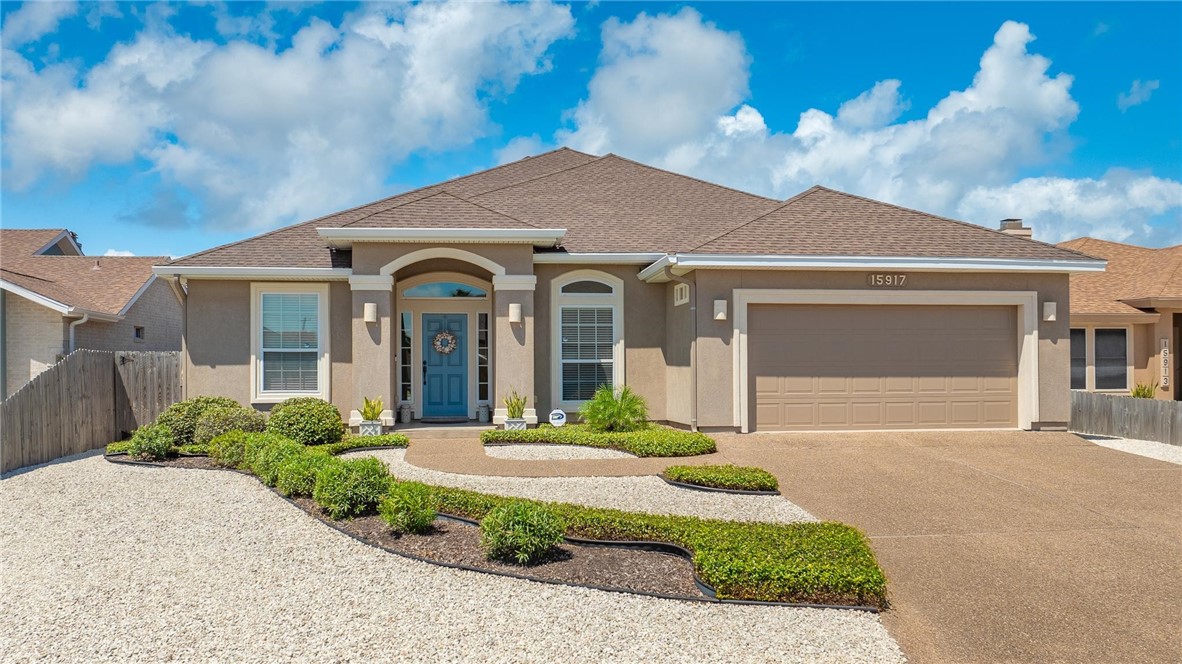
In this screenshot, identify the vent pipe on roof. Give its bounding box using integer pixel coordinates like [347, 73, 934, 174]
[999, 219, 1032, 238]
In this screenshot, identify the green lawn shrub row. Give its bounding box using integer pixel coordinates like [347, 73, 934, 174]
[663, 464, 780, 492]
[481, 424, 716, 457]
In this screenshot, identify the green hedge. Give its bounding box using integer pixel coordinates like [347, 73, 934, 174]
[266, 397, 346, 446]
[156, 396, 240, 447]
[664, 464, 779, 492]
[481, 424, 716, 457]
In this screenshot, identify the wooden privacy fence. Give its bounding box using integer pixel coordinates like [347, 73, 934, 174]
[1, 350, 182, 473]
[1070, 390, 1182, 446]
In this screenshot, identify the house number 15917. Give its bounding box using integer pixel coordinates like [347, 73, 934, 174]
[867, 274, 907, 287]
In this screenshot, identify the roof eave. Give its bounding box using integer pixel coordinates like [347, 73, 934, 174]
[1118, 296, 1182, 310]
[317, 227, 567, 249]
[153, 266, 353, 281]
[640, 254, 1107, 283]
[1069, 312, 1161, 325]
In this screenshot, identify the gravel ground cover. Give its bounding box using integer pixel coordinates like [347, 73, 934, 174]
[349, 449, 816, 524]
[0, 452, 904, 663]
[484, 443, 635, 461]
[1078, 433, 1182, 465]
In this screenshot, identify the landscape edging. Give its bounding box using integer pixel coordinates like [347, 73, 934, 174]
[657, 475, 781, 496]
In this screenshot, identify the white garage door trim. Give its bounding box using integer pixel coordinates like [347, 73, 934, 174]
[732, 289, 1040, 432]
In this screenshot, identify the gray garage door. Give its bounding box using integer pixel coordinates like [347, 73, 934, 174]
[749, 304, 1018, 431]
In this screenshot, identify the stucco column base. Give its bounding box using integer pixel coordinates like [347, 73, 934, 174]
[348, 409, 396, 428]
[493, 407, 538, 425]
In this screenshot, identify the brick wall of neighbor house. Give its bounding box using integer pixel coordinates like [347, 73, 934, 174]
[183, 279, 354, 417]
[690, 270, 1073, 429]
[533, 264, 668, 421]
[4, 293, 67, 396]
[72, 279, 182, 353]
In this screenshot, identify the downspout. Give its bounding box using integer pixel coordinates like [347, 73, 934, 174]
[663, 266, 697, 432]
[68, 313, 90, 353]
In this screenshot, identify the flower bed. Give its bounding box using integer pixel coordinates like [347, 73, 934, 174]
[663, 464, 780, 493]
[481, 424, 716, 457]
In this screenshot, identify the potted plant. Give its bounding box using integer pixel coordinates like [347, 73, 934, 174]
[503, 390, 528, 430]
[359, 396, 384, 436]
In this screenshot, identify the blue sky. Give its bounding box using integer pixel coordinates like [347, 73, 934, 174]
[2, 1, 1179, 259]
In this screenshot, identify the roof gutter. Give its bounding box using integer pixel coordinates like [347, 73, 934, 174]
[640, 254, 1107, 282]
[663, 265, 697, 433]
[68, 314, 90, 353]
[533, 252, 665, 265]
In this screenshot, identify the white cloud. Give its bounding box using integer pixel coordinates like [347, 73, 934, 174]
[103, 249, 135, 257]
[2, 1, 575, 230]
[551, 16, 1180, 244]
[496, 134, 546, 165]
[1117, 79, 1160, 112]
[1, 1, 78, 48]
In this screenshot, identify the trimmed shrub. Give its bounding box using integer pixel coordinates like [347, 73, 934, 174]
[208, 430, 249, 468]
[252, 437, 306, 487]
[105, 440, 133, 455]
[276, 453, 338, 497]
[578, 385, 648, 432]
[193, 406, 266, 446]
[266, 397, 346, 446]
[480, 501, 565, 565]
[312, 434, 410, 456]
[312, 457, 392, 519]
[156, 396, 240, 446]
[663, 464, 779, 492]
[378, 482, 437, 534]
[127, 424, 174, 460]
[482, 424, 715, 457]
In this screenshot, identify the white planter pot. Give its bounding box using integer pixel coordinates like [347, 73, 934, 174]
[359, 421, 382, 436]
[504, 418, 527, 431]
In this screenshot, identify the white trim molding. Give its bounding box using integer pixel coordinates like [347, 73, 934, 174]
[379, 247, 507, 277]
[550, 269, 626, 412]
[154, 266, 352, 280]
[33, 229, 83, 256]
[492, 275, 537, 291]
[319, 227, 566, 249]
[731, 289, 1040, 433]
[349, 275, 394, 291]
[533, 252, 665, 265]
[249, 282, 331, 404]
[640, 254, 1107, 282]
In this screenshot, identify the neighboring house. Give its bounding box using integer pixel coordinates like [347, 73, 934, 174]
[1056, 238, 1180, 400]
[0, 229, 182, 398]
[155, 149, 1105, 433]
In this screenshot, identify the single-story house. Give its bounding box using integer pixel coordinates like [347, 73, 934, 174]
[0, 229, 183, 398]
[1056, 237, 1180, 400]
[155, 149, 1105, 432]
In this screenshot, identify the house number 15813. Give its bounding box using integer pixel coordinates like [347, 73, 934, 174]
[867, 274, 907, 287]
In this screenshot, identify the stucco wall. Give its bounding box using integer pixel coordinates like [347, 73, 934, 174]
[183, 280, 353, 417]
[691, 270, 1073, 429]
[1136, 310, 1179, 400]
[3, 292, 66, 397]
[533, 264, 667, 420]
[664, 277, 693, 426]
[73, 279, 182, 353]
[351, 243, 534, 276]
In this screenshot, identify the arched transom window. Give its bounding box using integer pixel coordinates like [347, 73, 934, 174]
[551, 270, 624, 407]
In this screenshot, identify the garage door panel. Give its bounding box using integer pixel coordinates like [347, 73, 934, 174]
[749, 304, 1018, 431]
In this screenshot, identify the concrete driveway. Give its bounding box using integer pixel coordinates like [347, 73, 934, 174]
[713, 431, 1182, 664]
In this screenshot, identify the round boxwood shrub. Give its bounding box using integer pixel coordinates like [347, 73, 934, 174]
[266, 397, 346, 446]
[312, 457, 392, 519]
[156, 396, 239, 446]
[276, 453, 338, 498]
[480, 501, 565, 565]
[128, 424, 174, 460]
[208, 430, 249, 468]
[251, 437, 306, 487]
[378, 482, 437, 534]
[193, 406, 266, 447]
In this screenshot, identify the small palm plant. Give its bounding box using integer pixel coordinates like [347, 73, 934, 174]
[1130, 382, 1158, 398]
[579, 385, 648, 432]
[503, 390, 528, 430]
[361, 396, 384, 421]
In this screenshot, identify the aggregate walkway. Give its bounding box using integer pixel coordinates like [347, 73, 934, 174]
[403, 430, 1182, 664]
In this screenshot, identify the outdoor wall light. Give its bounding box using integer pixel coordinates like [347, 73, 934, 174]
[714, 299, 728, 321]
[1042, 302, 1057, 322]
[509, 302, 522, 324]
[363, 302, 378, 323]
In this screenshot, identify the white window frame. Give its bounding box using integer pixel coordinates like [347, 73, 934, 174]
[551, 270, 625, 410]
[673, 282, 690, 306]
[250, 282, 331, 403]
[1072, 325, 1133, 393]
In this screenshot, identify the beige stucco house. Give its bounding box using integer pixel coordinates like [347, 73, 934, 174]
[0, 229, 183, 398]
[155, 149, 1106, 432]
[1056, 238, 1180, 401]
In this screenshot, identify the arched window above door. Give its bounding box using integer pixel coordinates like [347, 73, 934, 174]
[402, 281, 488, 299]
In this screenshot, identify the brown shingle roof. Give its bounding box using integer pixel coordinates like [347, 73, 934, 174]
[0, 232, 166, 316]
[166, 148, 1097, 268]
[1, 229, 73, 257]
[693, 186, 1093, 260]
[1057, 238, 1182, 315]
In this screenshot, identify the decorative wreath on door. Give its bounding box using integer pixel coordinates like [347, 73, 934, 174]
[431, 330, 458, 355]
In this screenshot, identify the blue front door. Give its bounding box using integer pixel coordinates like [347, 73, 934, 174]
[422, 314, 468, 419]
